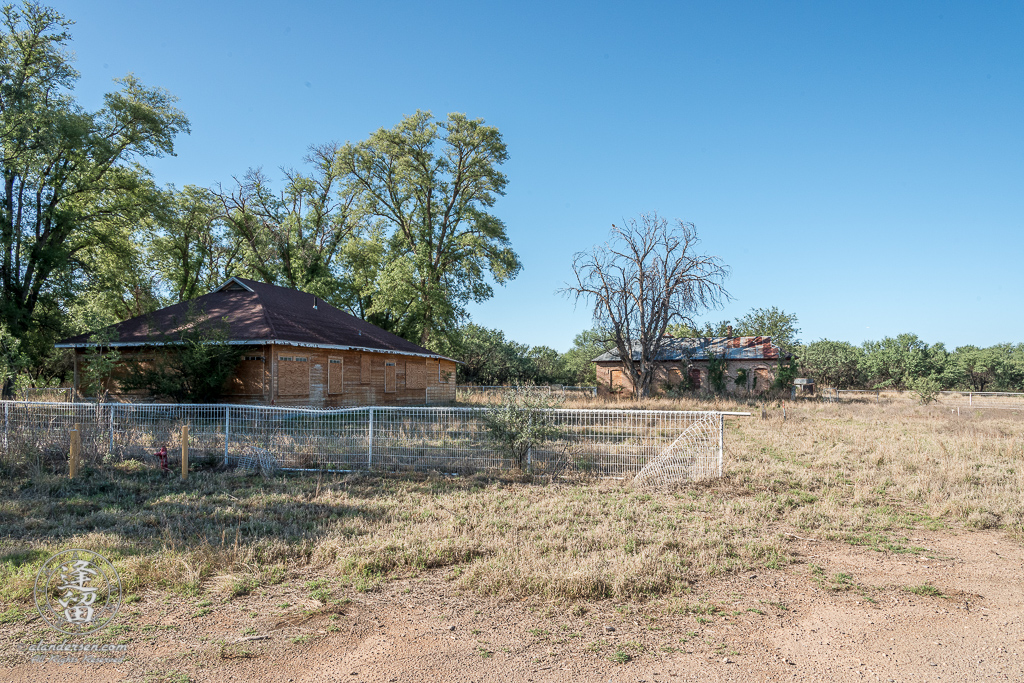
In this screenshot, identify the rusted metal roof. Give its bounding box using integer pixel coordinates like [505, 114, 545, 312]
[55, 277, 448, 360]
[592, 336, 782, 363]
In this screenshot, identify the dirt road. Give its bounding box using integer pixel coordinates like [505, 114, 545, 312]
[4, 529, 1022, 682]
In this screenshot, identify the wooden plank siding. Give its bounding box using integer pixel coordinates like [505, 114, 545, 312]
[77, 343, 456, 407]
[266, 345, 455, 407]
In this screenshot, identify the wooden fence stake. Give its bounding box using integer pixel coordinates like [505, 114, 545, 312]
[181, 423, 189, 481]
[69, 423, 81, 479]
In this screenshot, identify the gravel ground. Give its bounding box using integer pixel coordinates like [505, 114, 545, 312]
[4, 529, 1022, 683]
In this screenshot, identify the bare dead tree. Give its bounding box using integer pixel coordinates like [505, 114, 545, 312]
[563, 213, 730, 398]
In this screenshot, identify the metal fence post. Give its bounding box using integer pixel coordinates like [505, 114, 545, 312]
[718, 412, 724, 478]
[367, 407, 374, 470]
[3, 401, 8, 453]
[108, 405, 115, 455]
[224, 405, 230, 466]
[969, 392, 973, 406]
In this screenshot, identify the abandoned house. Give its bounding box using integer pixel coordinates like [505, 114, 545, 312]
[55, 277, 457, 406]
[592, 335, 785, 396]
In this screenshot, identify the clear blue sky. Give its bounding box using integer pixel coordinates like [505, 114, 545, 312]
[51, 0, 1022, 351]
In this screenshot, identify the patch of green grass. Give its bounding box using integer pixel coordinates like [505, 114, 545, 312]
[0, 607, 25, 624]
[141, 671, 190, 683]
[904, 583, 943, 597]
[229, 576, 257, 599]
[609, 650, 632, 664]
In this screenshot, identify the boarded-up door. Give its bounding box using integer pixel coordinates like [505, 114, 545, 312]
[360, 354, 371, 383]
[384, 361, 396, 393]
[609, 369, 621, 392]
[328, 357, 343, 395]
[277, 355, 310, 397]
[689, 368, 702, 389]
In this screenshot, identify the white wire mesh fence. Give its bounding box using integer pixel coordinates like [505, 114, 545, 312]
[456, 385, 598, 400]
[817, 388, 1024, 410]
[0, 401, 735, 480]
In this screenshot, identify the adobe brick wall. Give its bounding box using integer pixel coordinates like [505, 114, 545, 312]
[595, 359, 778, 396]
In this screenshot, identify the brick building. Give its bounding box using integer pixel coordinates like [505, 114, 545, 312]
[593, 335, 785, 396]
[56, 277, 456, 406]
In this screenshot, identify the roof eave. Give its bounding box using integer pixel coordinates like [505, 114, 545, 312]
[54, 338, 455, 363]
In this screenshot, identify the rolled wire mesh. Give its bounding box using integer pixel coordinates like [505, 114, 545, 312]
[0, 401, 728, 479]
[631, 413, 721, 489]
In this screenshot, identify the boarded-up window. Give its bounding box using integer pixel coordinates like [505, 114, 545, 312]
[426, 360, 440, 385]
[406, 359, 425, 389]
[278, 356, 310, 396]
[328, 357, 343, 395]
[689, 368, 702, 389]
[360, 354, 371, 384]
[384, 361, 396, 393]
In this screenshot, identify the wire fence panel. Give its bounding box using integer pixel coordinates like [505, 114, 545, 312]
[820, 388, 1024, 410]
[0, 401, 736, 480]
[937, 391, 1024, 411]
[456, 385, 598, 401]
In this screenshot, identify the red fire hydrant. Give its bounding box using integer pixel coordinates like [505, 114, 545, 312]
[155, 446, 169, 472]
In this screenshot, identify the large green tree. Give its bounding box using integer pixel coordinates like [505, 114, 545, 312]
[859, 334, 937, 390]
[733, 306, 801, 350]
[560, 327, 613, 386]
[337, 111, 522, 350]
[149, 184, 236, 304]
[0, 2, 188, 390]
[450, 324, 531, 385]
[801, 339, 863, 388]
[218, 144, 361, 304]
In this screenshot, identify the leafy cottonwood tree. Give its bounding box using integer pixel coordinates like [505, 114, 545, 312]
[149, 184, 237, 303]
[218, 144, 361, 303]
[0, 2, 188, 391]
[564, 213, 730, 398]
[337, 111, 522, 349]
[734, 306, 801, 350]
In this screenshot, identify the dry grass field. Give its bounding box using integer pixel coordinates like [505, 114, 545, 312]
[1, 395, 1022, 681]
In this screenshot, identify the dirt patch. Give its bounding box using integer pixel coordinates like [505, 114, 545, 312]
[3, 529, 1022, 682]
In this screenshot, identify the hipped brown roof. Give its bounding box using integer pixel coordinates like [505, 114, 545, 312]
[56, 277, 446, 359]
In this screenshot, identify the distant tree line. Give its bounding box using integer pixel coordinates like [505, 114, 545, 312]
[453, 325, 610, 387]
[799, 335, 1024, 393]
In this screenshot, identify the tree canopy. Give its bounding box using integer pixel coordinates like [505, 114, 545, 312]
[337, 111, 522, 349]
[0, 2, 188, 392]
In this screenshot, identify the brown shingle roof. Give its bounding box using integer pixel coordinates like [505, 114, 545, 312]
[56, 277, 445, 359]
